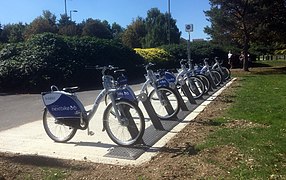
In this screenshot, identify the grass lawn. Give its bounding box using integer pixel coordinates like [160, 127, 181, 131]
[197, 60, 286, 179]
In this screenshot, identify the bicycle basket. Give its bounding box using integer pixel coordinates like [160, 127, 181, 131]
[156, 78, 170, 88]
[42, 91, 85, 119]
[163, 71, 176, 83]
[117, 75, 128, 86]
[114, 86, 137, 102]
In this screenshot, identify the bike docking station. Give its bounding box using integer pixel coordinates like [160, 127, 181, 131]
[137, 92, 164, 131]
[0, 74, 235, 166]
[103, 77, 235, 163]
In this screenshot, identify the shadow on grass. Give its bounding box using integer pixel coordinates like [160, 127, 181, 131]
[252, 66, 286, 75]
[0, 153, 86, 170]
[251, 62, 272, 68]
[194, 119, 223, 126]
[159, 119, 227, 157]
[160, 143, 199, 158]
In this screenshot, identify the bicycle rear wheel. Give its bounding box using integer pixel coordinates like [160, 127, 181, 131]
[149, 86, 180, 120]
[43, 108, 77, 142]
[103, 100, 145, 146]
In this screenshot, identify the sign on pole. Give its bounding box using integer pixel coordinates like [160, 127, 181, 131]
[185, 24, 193, 61]
[185, 24, 193, 32]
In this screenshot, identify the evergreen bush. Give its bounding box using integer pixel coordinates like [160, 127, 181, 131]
[0, 33, 144, 92]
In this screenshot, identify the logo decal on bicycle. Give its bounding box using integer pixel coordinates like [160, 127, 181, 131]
[51, 105, 78, 112]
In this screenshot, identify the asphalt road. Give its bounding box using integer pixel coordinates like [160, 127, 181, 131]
[0, 83, 143, 132]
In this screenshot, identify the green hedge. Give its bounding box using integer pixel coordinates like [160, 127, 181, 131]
[0, 34, 230, 92]
[161, 42, 227, 63]
[0, 33, 144, 92]
[133, 43, 228, 70]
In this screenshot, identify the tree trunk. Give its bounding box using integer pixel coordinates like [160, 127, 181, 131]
[242, 34, 250, 71]
[243, 52, 249, 71]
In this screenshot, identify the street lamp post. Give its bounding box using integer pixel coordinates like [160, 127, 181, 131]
[70, 10, 78, 21]
[64, 0, 67, 16]
[168, 0, 171, 44]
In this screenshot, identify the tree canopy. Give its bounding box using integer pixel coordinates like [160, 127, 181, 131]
[205, 0, 286, 70]
[0, 8, 181, 48]
[122, 8, 181, 48]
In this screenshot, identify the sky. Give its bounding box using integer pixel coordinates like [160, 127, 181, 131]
[0, 0, 211, 40]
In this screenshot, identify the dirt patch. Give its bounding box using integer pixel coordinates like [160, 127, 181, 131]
[223, 119, 268, 129]
[0, 79, 247, 180]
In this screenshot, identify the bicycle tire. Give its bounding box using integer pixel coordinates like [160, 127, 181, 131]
[221, 67, 231, 80]
[149, 86, 180, 120]
[209, 70, 222, 87]
[195, 74, 211, 94]
[104, 94, 110, 106]
[185, 76, 205, 99]
[43, 108, 77, 143]
[103, 100, 145, 146]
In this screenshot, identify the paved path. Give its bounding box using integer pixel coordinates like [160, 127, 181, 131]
[0, 84, 143, 131]
[0, 79, 235, 166]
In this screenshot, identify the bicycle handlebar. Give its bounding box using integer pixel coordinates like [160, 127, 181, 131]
[85, 65, 119, 75]
[144, 62, 155, 71]
[180, 59, 188, 65]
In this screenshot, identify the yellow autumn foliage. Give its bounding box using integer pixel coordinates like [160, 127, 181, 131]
[134, 48, 173, 63]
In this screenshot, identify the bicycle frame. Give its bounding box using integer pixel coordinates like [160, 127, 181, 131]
[86, 71, 123, 128]
[200, 59, 216, 79]
[212, 59, 221, 70]
[176, 61, 192, 85]
[44, 67, 126, 132]
[161, 60, 197, 88]
[212, 57, 225, 75]
[86, 88, 116, 121]
[140, 63, 174, 105]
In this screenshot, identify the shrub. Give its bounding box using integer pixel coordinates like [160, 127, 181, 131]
[275, 49, 286, 55]
[134, 48, 173, 63]
[161, 42, 228, 66]
[0, 33, 144, 92]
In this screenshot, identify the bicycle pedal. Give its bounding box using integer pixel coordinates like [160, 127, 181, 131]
[88, 131, 95, 136]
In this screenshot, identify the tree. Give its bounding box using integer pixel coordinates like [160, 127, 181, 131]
[0, 23, 26, 43]
[122, 17, 146, 48]
[81, 18, 112, 39]
[8, 23, 26, 43]
[0, 23, 3, 43]
[143, 8, 181, 48]
[58, 14, 71, 27]
[58, 14, 79, 36]
[111, 22, 124, 40]
[122, 8, 181, 48]
[205, 0, 261, 71]
[205, 0, 286, 70]
[253, 0, 286, 50]
[24, 10, 58, 39]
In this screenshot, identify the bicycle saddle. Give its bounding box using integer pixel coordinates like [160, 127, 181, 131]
[114, 69, 126, 75]
[63, 86, 80, 93]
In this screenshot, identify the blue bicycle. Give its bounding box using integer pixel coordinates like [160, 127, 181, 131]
[41, 65, 145, 146]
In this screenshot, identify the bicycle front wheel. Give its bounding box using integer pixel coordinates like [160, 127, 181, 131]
[149, 87, 180, 120]
[196, 74, 211, 94]
[103, 100, 145, 146]
[43, 108, 77, 143]
[209, 70, 222, 87]
[104, 94, 111, 106]
[185, 76, 205, 99]
[221, 67, 231, 80]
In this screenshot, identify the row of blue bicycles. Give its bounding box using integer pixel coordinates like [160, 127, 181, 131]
[41, 57, 231, 147]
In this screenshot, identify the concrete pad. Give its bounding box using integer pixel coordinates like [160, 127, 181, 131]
[0, 79, 236, 166]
